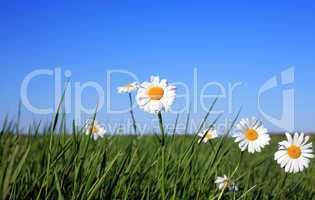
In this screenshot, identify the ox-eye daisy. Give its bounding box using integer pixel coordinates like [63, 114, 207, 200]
[198, 128, 218, 143]
[117, 82, 139, 134]
[274, 132, 314, 173]
[84, 119, 106, 140]
[136, 76, 176, 114]
[215, 175, 238, 191]
[233, 117, 270, 153]
[117, 82, 139, 93]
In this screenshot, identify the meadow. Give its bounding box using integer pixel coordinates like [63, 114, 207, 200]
[1, 77, 314, 200]
[0, 114, 314, 200]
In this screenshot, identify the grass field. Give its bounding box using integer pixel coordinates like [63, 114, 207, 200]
[0, 114, 314, 200]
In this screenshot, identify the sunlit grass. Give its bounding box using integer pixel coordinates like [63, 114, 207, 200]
[0, 122, 314, 199]
[0, 88, 314, 199]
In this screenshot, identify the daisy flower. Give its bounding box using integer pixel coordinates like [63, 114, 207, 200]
[84, 119, 106, 140]
[233, 117, 270, 153]
[117, 82, 139, 134]
[274, 132, 314, 173]
[136, 76, 176, 114]
[215, 175, 238, 191]
[198, 128, 218, 143]
[117, 82, 139, 93]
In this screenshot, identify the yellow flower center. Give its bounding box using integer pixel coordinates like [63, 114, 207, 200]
[205, 131, 213, 140]
[147, 86, 164, 100]
[287, 145, 301, 159]
[92, 126, 99, 134]
[245, 128, 258, 141]
[223, 180, 230, 187]
[125, 84, 134, 88]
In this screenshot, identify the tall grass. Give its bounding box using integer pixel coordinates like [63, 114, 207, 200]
[0, 102, 314, 199]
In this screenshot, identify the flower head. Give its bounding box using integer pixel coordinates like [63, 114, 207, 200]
[215, 175, 238, 191]
[117, 82, 139, 93]
[198, 128, 217, 143]
[84, 119, 106, 140]
[136, 76, 176, 114]
[233, 117, 270, 153]
[274, 132, 313, 173]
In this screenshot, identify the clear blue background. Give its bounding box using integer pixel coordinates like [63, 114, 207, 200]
[1, 0, 314, 132]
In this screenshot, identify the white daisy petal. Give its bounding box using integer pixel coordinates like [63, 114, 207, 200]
[117, 82, 139, 93]
[296, 132, 304, 146]
[293, 132, 299, 145]
[302, 136, 310, 145]
[285, 132, 293, 145]
[150, 76, 160, 84]
[301, 149, 313, 153]
[285, 159, 292, 172]
[303, 153, 314, 158]
[298, 158, 304, 172]
[235, 135, 244, 143]
[301, 143, 312, 150]
[160, 79, 168, 88]
[274, 150, 286, 160]
[278, 141, 289, 148]
[141, 81, 151, 88]
[279, 157, 289, 167]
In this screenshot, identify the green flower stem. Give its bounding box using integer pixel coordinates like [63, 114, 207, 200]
[161, 146, 166, 200]
[158, 112, 165, 146]
[128, 93, 137, 134]
[158, 111, 166, 200]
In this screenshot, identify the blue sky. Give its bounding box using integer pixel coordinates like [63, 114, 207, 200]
[1, 0, 315, 132]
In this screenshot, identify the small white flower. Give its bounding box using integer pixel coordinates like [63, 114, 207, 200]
[117, 82, 139, 93]
[198, 128, 217, 143]
[274, 132, 314, 173]
[233, 117, 270, 153]
[84, 119, 106, 140]
[215, 175, 238, 191]
[136, 76, 176, 114]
